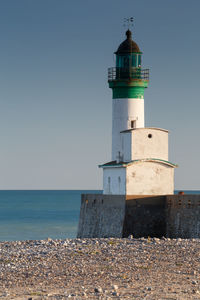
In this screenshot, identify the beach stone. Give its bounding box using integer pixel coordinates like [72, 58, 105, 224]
[0, 238, 198, 299]
[112, 284, 118, 290]
[153, 238, 160, 243]
[94, 287, 103, 293]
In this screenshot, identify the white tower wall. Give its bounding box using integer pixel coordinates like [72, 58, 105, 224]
[112, 98, 144, 161]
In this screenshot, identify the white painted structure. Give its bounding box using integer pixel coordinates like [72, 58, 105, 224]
[126, 161, 174, 195]
[103, 167, 126, 195]
[112, 98, 144, 161]
[101, 126, 176, 195]
[120, 128, 168, 162]
[99, 29, 177, 195]
[103, 160, 175, 195]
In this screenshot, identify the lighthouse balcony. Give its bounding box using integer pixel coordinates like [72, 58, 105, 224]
[108, 67, 149, 81]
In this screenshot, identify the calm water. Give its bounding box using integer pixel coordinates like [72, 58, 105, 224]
[0, 190, 101, 241]
[0, 190, 198, 241]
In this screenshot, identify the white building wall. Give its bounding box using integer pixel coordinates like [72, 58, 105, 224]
[121, 131, 132, 162]
[103, 167, 126, 195]
[131, 128, 168, 160]
[121, 128, 168, 162]
[112, 98, 144, 161]
[126, 162, 174, 195]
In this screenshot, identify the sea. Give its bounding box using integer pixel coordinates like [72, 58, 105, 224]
[0, 190, 198, 242]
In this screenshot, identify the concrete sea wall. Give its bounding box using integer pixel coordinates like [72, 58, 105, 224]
[77, 194, 126, 238]
[166, 195, 200, 238]
[123, 196, 166, 238]
[77, 194, 200, 238]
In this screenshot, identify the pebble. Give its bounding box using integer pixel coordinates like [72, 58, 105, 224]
[94, 287, 103, 293]
[112, 284, 118, 290]
[0, 238, 198, 299]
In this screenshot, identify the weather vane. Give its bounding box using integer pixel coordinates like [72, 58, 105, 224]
[123, 17, 134, 29]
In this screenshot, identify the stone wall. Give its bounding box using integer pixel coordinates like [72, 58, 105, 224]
[77, 194, 200, 238]
[166, 195, 200, 238]
[123, 196, 166, 238]
[77, 194, 126, 238]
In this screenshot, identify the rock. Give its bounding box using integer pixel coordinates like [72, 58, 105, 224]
[154, 238, 160, 242]
[2, 293, 9, 297]
[94, 287, 103, 293]
[112, 284, 118, 290]
[0, 238, 199, 299]
[191, 270, 197, 275]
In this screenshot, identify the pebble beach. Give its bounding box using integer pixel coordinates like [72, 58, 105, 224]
[0, 238, 199, 299]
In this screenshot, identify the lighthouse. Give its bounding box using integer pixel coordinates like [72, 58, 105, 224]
[99, 28, 177, 195]
[109, 29, 148, 161]
[77, 26, 200, 240]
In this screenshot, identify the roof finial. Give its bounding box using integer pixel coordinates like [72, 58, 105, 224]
[126, 29, 132, 40]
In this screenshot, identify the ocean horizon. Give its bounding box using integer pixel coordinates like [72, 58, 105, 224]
[0, 189, 198, 242]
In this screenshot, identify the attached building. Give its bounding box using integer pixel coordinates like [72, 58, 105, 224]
[100, 128, 177, 195]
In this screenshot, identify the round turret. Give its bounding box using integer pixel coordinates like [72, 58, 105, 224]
[115, 30, 141, 54]
[108, 29, 149, 86]
[115, 30, 142, 71]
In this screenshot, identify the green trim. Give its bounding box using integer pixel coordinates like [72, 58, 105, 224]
[112, 87, 145, 99]
[109, 80, 148, 99]
[99, 158, 178, 168]
[109, 80, 149, 88]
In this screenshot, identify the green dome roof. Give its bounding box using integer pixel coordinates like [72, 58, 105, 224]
[115, 30, 141, 54]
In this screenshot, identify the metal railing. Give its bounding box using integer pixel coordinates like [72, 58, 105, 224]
[108, 67, 149, 81]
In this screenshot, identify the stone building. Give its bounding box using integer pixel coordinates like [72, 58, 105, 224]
[77, 25, 200, 239]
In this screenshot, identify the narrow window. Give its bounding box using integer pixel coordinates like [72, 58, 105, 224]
[131, 120, 136, 128]
[108, 177, 111, 194]
[136, 54, 138, 67]
[118, 176, 121, 194]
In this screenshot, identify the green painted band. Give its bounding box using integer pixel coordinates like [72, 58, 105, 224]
[112, 86, 145, 98]
[108, 79, 149, 89]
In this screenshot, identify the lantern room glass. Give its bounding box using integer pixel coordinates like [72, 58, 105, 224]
[116, 54, 142, 68]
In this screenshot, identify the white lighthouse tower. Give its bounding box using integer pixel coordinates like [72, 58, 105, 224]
[99, 28, 177, 195]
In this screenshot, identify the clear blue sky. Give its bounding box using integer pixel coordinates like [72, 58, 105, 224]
[0, 0, 199, 190]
